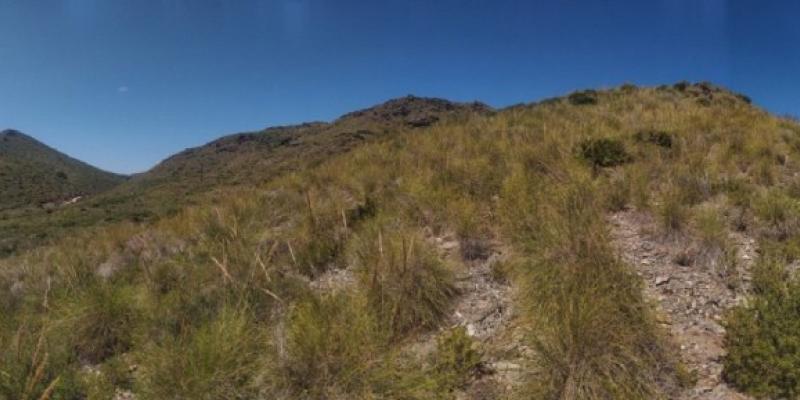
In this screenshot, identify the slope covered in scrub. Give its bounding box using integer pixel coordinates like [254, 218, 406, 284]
[0, 96, 490, 257]
[0, 129, 126, 211]
[2, 82, 800, 399]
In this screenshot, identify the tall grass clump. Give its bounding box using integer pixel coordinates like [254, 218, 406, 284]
[502, 174, 677, 399]
[56, 283, 140, 364]
[659, 186, 689, 234]
[348, 220, 458, 337]
[136, 307, 264, 400]
[0, 323, 70, 400]
[272, 292, 384, 398]
[754, 188, 800, 239]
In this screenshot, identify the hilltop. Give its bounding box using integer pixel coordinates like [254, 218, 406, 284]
[3, 83, 800, 399]
[115, 95, 492, 204]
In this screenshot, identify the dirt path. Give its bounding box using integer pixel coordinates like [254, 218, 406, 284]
[432, 234, 523, 399]
[609, 210, 755, 400]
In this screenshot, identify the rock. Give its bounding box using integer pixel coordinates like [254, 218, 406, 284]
[10, 280, 25, 297]
[466, 323, 476, 336]
[655, 275, 671, 286]
[96, 254, 125, 280]
[493, 361, 521, 371]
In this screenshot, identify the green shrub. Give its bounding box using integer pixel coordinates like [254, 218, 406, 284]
[724, 258, 800, 398]
[568, 90, 598, 105]
[634, 130, 673, 148]
[673, 81, 690, 91]
[579, 138, 632, 168]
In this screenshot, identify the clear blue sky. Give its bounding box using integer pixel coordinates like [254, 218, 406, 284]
[1, 1, 798, 174]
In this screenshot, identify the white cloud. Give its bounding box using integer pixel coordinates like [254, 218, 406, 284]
[117, 86, 129, 93]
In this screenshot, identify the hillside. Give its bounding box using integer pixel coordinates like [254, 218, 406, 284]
[4, 83, 800, 399]
[0, 97, 489, 257]
[0, 129, 126, 211]
[113, 95, 492, 207]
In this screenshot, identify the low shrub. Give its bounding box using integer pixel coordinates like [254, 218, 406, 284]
[634, 130, 673, 148]
[579, 138, 632, 168]
[568, 90, 598, 105]
[673, 81, 690, 91]
[724, 258, 800, 399]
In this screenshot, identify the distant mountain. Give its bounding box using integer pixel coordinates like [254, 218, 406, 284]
[0, 129, 127, 211]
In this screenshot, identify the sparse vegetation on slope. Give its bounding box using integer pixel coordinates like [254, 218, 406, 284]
[2, 82, 800, 399]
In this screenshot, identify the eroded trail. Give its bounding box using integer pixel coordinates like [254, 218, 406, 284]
[429, 233, 522, 399]
[609, 210, 755, 400]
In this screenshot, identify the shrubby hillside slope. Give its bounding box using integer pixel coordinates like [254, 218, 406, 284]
[3, 83, 800, 399]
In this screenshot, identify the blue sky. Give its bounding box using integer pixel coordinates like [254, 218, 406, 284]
[1, 1, 798, 174]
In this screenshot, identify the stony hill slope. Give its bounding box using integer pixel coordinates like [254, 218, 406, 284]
[6, 82, 799, 400]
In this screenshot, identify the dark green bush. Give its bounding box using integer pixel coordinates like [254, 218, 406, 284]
[579, 138, 632, 168]
[568, 90, 598, 105]
[673, 81, 690, 91]
[634, 130, 673, 148]
[620, 83, 638, 93]
[723, 258, 800, 399]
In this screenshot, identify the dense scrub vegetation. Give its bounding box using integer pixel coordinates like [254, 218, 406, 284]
[2, 82, 800, 398]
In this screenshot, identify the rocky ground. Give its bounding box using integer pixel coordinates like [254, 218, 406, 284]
[432, 233, 529, 399]
[609, 210, 755, 400]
